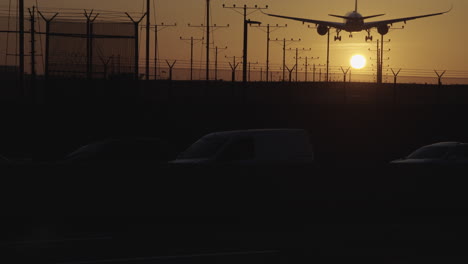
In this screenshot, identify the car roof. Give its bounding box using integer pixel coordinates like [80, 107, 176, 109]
[204, 129, 308, 138]
[426, 142, 465, 147]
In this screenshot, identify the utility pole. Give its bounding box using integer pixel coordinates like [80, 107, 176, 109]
[28, 7, 36, 81]
[271, 38, 301, 82]
[211, 46, 228, 81]
[223, 4, 267, 83]
[145, 0, 151, 80]
[180, 36, 204, 81]
[19, 0, 24, 92]
[206, 0, 210, 81]
[150, 23, 176, 80]
[326, 28, 330, 82]
[251, 23, 287, 82]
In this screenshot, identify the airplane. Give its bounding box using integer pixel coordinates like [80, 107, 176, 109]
[263, 0, 452, 41]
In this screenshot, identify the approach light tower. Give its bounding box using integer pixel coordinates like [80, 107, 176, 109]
[270, 38, 301, 82]
[223, 4, 268, 83]
[185, 0, 216, 80]
[251, 23, 287, 82]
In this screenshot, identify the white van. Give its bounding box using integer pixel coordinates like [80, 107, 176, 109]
[171, 129, 314, 166]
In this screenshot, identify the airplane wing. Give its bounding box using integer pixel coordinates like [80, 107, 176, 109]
[363, 8, 452, 29]
[264, 12, 346, 30]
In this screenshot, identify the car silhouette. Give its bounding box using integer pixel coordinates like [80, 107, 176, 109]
[390, 142, 468, 168]
[61, 136, 176, 166]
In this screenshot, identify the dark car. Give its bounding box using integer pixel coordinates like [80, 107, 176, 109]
[390, 142, 468, 169]
[61, 136, 177, 166]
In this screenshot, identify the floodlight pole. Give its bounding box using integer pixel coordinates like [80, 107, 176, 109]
[243, 18, 262, 82]
[223, 4, 267, 83]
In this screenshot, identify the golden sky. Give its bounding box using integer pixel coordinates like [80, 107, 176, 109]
[14, 0, 468, 79]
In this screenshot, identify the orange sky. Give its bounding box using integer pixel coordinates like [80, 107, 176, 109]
[6, 0, 468, 81]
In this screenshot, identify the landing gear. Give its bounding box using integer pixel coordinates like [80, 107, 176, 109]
[349, 34, 353, 38]
[365, 30, 373, 42]
[334, 29, 342, 41]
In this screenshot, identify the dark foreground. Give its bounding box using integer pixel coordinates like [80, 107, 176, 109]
[3, 164, 468, 264]
[2, 80, 468, 263]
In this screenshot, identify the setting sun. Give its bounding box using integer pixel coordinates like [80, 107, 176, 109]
[350, 55, 366, 69]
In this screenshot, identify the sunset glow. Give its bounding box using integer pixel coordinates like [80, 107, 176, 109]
[350, 55, 366, 69]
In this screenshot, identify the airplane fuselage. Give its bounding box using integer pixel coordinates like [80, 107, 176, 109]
[344, 11, 364, 32]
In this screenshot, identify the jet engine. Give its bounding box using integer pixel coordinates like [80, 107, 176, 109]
[317, 25, 328, 36]
[377, 24, 389, 35]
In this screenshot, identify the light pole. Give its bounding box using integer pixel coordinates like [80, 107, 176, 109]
[251, 23, 287, 82]
[223, 4, 268, 83]
[271, 38, 301, 82]
[188, 22, 229, 81]
[180, 36, 204, 80]
[150, 23, 176, 80]
[300, 56, 319, 82]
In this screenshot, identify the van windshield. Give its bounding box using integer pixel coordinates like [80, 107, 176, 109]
[178, 136, 228, 159]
